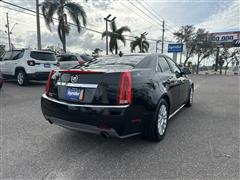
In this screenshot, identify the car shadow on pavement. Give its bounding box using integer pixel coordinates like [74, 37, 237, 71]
[3, 79, 46, 87]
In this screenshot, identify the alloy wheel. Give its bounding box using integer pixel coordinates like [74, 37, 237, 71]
[157, 104, 168, 135]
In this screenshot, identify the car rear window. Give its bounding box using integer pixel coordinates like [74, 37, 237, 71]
[58, 55, 78, 62]
[84, 55, 148, 68]
[30, 51, 56, 61]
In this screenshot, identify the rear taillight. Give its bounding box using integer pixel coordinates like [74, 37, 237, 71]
[46, 70, 55, 96]
[118, 72, 132, 105]
[27, 60, 35, 66]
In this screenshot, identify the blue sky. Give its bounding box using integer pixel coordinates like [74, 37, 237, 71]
[149, 0, 234, 26]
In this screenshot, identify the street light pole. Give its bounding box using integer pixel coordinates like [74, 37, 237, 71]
[6, 13, 11, 51]
[161, 20, 165, 54]
[104, 14, 116, 55]
[36, 0, 42, 50]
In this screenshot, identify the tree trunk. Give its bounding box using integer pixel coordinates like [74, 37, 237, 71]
[62, 29, 66, 53]
[60, 1, 66, 53]
[115, 43, 118, 55]
[219, 66, 222, 75]
[196, 54, 200, 74]
[183, 56, 191, 67]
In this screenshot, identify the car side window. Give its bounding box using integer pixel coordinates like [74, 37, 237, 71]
[70, 55, 77, 61]
[3, 52, 12, 61]
[11, 50, 24, 60]
[165, 57, 181, 74]
[158, 56, 172, 73]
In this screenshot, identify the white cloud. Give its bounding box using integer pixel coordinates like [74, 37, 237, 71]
[196, 0, 240, 32]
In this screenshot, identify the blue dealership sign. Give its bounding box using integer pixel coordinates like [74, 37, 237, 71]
[168, 43, 183, 53]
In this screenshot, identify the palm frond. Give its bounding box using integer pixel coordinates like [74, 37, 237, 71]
[41, 1, 58, 31]
[142, 40, 149, 49]
[130, 41, 138, 52]
[118, 35, 126, 46]
[64, 2, 87, 33]
[116, 26, 131, 35]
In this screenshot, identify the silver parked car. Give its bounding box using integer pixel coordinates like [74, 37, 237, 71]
[56, 54, 84, 69]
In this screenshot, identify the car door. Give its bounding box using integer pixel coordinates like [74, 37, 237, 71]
[158, 56, 180, 112]
[6, 50, 24, 75]
[1, 51, 12, 75]
[165, 57, 189, 106]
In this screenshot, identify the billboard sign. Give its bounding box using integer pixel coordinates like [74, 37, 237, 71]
[168, 43, 183, 53]
[209, 31, 240, 47]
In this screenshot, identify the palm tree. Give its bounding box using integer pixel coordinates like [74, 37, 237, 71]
[130, 36, 149, 53]
[41, 0, 87, 52]
[102, 21, 131, 54]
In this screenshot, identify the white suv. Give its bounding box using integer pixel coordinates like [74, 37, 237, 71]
[0, 49, 59, 86]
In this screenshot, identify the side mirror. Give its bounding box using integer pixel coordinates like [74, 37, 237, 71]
[181, 67, 191, 74]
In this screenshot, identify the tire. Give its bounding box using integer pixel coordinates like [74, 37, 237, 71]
[144, 99, 169, 142]
[16, 70, 28, 86]
[185, 87, 193, 107]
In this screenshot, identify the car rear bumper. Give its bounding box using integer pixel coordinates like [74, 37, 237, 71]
[28, 72, 50, 80]
[41, 94, 142, 138]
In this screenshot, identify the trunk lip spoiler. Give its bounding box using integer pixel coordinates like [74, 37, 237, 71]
[60, 70, 104, 74]
[42, 94, 130, 108]
[56, 82, 98, 88]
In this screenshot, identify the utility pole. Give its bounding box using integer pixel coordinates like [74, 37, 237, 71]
[161, 20, 165, 54]
[36, 0, 41, 50]
[104, 14, 116, 55]
[6, 13, 11, 51]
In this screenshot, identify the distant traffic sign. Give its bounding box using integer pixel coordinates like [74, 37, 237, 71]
[168, 43, 183, 53]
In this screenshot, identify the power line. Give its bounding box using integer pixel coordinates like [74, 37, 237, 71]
[136, 0, 164, 24]
[126, 0, 163, 27]
[143, 1, 179, 31]
[117, 1, 155, 27]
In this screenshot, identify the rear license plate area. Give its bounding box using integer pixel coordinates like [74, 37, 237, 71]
[65, 87, 84, 101]
[44, 63, 51, 68]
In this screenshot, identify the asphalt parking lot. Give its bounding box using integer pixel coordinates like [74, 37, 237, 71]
[0, 75, 239, 180]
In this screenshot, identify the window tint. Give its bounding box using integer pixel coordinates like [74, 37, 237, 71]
[11, 50, 24, 60]
[158, 56, 171, 73]
[80, 55, 93, 62]
[58, 55, 77, 62]
[30, 51, 56, 61]
[135, 54, 156, 69]
[84, 55, 146, 68]
[3, 52, 12, 61]
[165, 57, 181, 74]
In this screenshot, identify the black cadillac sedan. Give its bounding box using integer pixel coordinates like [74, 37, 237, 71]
[41, 53, 193, 142]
